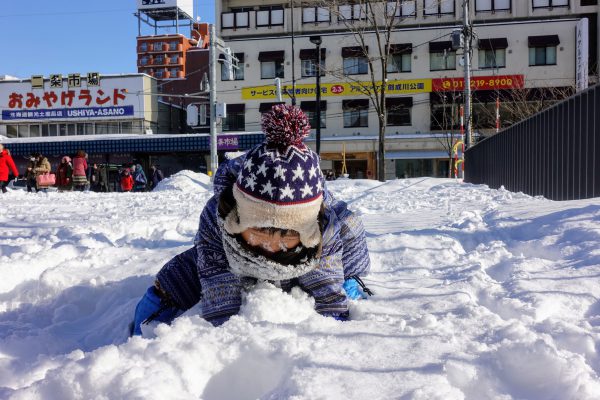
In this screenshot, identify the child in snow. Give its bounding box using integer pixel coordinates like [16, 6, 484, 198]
[131, 105, 372, 335]
[120, 168, 134, 192]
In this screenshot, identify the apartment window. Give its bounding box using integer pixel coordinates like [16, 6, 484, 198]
[302, 6, 331, 23]
[430, 101, 461, 130]
[221, 8, 250, 29]
[300, 101, 327, 128]
[259, 51, 284, 79]
[386, 98, 412, 126]
[475, 0, 511, 11]
[169, 54, 179, 64]
[338, 3, 368, 21]
[532, 0, 569, 8]
[424, 0, 455, 16]
[256, 6, 284, 27]
[478, 38, 508, 68]
[220, 53, 245, 80]
[170, 68, 180, 77]
[153, 42, 163, 51]
[140, 56, 150, 66]
[387, 44, 412, 73]
[342, 46, 369, 75]
[580, 0, 597, 5]
[259, 102, 285, 114]
[222, 104, 245, 131]
[139, 42, 148, 52]
[154, 55, 164, 65]
[155, 70, 164, 79]
[528, 35, 559, 66]
[169, 41, 179, 51]
[343, 99, 369, 127]
[429, 41, 455, 71]
[299, 48, 326, 77]
[387, 1, 417, 17]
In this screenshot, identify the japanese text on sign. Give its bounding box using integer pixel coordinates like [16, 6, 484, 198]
[217, 135, 239, 150]
[7, 88, 128, 109]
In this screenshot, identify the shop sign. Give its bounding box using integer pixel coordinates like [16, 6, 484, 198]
[432, 75, 524, 92]
[6, 88, 128, 110]
[242, 79, 431, 100]
[217, 135, 239, 150]
[2, 106, 134, 121]
[137, 0, 194, 18]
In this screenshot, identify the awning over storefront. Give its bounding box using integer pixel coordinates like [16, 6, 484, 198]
[528, 35, 560, 47]
[385, 151, 449, 160]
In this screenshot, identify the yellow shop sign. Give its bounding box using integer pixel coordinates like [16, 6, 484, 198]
[241, 79, 432, 100]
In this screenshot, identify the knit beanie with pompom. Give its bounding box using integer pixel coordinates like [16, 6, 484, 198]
[223, 104, 325, 248]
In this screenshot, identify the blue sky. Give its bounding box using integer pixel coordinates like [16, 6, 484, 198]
[0, 0, 215, 78]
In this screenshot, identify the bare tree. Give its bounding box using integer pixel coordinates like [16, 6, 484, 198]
[430, 90, 462, 178]
[313, 0, 412, 182]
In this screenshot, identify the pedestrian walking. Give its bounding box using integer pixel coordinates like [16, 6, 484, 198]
[32, 153, 52, 192]
[132, 164, 147, 192]
[72, 150, 88, 191]
[0, 144, 19, 194]
[56, 156, 73, 192]
[120, 168, 134, 192]
[149, 165, 164, 190]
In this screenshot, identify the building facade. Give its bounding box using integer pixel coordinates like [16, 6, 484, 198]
[215, 0, 599, 179]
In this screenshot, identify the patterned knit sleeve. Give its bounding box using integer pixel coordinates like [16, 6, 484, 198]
[324, 191, 371, 279]
[194, 197, 243, 325]
[297, 218, 349, 320]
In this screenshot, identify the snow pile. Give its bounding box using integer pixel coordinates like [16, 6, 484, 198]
[1, 176, 600, 399]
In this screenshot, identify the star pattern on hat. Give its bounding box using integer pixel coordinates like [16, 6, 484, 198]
[244, 173, 257, 191]
[300, 182, 313, 198]
[316, 180, 323, 193]
[274, 165, 288, 182]
[256, 161, 269, 177]
[291, 164, 304, 182]
[260, 180, 275, 198]
[243, 158, 254, 172]
[279, 183, 295, 200]
[308, 165, 317, 179]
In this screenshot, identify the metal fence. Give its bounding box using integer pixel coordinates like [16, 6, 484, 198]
[465, 84, 600, 200]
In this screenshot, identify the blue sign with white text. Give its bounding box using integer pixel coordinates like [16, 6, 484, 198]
[1, 106, 135, 120]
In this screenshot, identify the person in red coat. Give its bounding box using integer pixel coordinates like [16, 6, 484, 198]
[0, 144, 19, 193]
[120, 168, 134, 192]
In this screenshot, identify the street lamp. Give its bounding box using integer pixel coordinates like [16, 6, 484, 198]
[309, 35, 322, 155]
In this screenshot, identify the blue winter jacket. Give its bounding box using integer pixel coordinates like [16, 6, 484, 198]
[156, 156, 371, 325]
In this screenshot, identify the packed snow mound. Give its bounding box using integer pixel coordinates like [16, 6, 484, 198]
[153, 170, 212, 193]
[1, 177, 600, 399]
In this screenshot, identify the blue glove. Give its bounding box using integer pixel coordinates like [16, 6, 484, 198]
[343, 278, 367, 300]
[131, 286, 179, 336]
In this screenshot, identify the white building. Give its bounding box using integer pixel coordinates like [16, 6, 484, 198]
[215, 1, 598, 179]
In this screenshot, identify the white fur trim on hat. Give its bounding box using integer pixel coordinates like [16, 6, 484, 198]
[224, 184, 323, 248]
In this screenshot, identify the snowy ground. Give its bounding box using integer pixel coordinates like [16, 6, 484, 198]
[1, 172, 600, 400]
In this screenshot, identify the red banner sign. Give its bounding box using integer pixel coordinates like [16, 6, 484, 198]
[432, 75, 525, 92]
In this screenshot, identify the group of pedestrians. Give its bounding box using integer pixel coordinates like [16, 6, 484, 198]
[0, 142, 164, 194]
[119, 162, 163, 192]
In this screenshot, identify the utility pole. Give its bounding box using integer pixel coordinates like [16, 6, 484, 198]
[209, 24, 218, 178]
[462, 0, 472, 149]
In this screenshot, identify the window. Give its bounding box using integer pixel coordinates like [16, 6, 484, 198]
[386, 98, 412, 126]
[153, 42, 163, 51]
[221, 8, 250, 29]
[429, 42, 455, 71]
[343, 100, 369, 127]
[338, 3, 368, 21]
[29, 125, 41, 137]
[475, 0, 511, 11]
[387, 44, 412, 73]
[528, 35, 559, 66]
[424, 0, 455, 15]
[342, 47, 368, 75]
[170, 68, 180, 77]
[222, 104, 245, 131]
[155, 70, 164, 79]
[478, 38, 508, 69]
[302, 6, 330, 23]
[154, 55, 164, 65]
[259, 51, 284, 79]
[259, 102, 284, 114]
[139, 42, 148, 52]
[532, 0, 569, 8]
[6, 125, 17, 138]
[77, 123, 94, 135]
[169, 55, 179, 64]
[221, 53, 245, 81]
[479, 49, 506, 68]
[387, 1, 417, 17]
[430, 103, 460, 130]
[256, 6, 284, 27]
[299, 48, 326, 77]
[300, 101, 327, 128]
[169, 41, 179, 51]
[140, 56, 150, 66]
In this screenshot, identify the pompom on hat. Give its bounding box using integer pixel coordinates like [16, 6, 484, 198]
[223, 104, 325, 248]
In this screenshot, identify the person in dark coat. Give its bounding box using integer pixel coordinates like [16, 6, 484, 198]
[131, 105, 372, 336]
[55, 156, 73, 192]
[0, 144, 19, 193]
[131, 164, 147, 192]
[149, 165, 164, 190]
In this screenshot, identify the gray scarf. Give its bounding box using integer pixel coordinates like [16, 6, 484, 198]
[219, 218, 319, 281]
